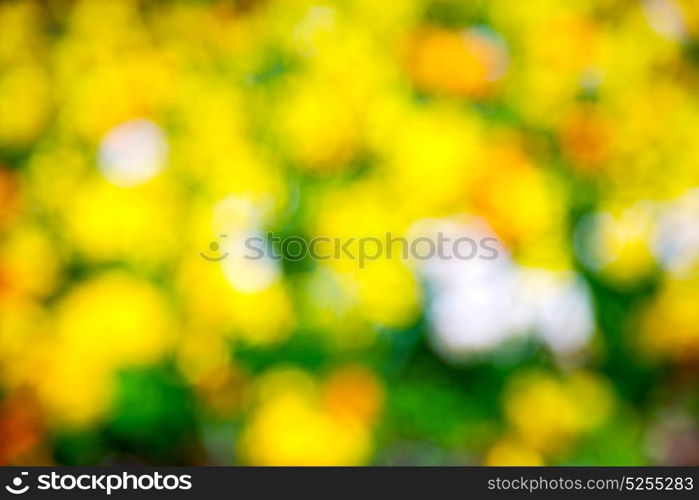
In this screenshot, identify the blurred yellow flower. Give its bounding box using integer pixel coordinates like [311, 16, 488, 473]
[354, 261, 420, 328]
[176, 330, 232, 386]
[0, 169, 19, 230]
[61, 177, 182, 264]
[379, 105, 480, 216]
[640, 277, 699, 361]
[178, 255, 294, 346]
[321, 364, 384, 426]
[312, 181, 420, 328]
[558, 104, 613, 173]
[503, 371, 613, 456]
[0, 298, 49, 390]
[55, 272, 174, 367]
[485, 435, 544, 466]
[38, 348, 114, 427]
[585, 202, 657, 286]
[278, 76, 361, 171]
[0, 64, 49, 147]
[35, 272, 174, 426]
[406, 26, 506, 98]
[54, 0, 174, 141]
[0, 224, 60, 300]
[472, 141, 567, 265]
[0, 0, 45, 65]
[239, 366, 381, 465]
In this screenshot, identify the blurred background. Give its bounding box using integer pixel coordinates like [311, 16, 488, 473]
[2, 0, 699, 466]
